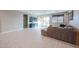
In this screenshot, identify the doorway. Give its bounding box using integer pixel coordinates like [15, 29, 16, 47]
[23, 15, 28, 28]
[37, 16, 50, 29]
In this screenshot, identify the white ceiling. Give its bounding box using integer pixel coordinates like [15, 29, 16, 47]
[20, 10, 67, 16]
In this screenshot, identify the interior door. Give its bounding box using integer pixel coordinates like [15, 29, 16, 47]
[23, 15, 28, 28]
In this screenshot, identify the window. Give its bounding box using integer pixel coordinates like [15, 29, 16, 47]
[52, 15, 64, 27]
[58, 16, 64, 24]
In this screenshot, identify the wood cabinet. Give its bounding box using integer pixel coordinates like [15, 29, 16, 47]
[41, 26, 79, 46]
[76, 31, 79, 45]
[41, 26, 77, 45]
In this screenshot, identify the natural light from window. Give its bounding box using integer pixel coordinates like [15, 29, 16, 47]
[37, 16, 50, 29]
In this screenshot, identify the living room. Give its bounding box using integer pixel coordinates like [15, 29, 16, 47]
[0, 10, 79, 48]
[0, 0, 79, 59]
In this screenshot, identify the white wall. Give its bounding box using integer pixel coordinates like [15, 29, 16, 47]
[0, 10, 23, 33]
[0, 18, 1, 32]
[69, 10, 79, 29]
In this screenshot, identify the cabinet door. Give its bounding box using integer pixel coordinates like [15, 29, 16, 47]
[76, 32, 79, 45]
[67, 31, 76, 44]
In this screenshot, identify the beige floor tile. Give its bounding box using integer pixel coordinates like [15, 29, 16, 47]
[0, 28, 78, 48]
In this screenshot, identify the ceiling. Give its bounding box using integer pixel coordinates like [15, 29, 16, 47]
[20, 10, 67, 16]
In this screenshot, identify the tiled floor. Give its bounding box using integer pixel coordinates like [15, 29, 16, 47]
[0, 28, 78, 48]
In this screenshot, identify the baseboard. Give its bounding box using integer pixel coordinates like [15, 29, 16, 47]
[1, 28, 23, 34]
